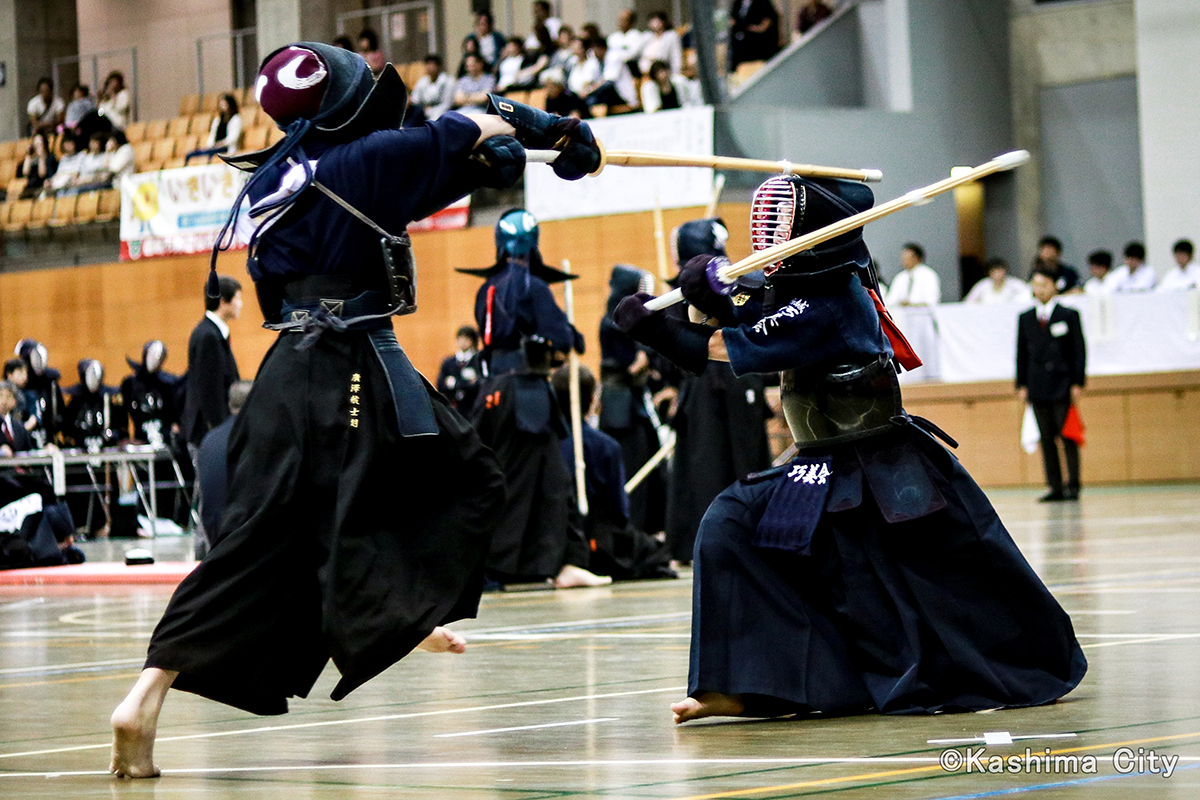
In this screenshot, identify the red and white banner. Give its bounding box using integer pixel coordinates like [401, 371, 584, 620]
[409, 195, 470, 232]
[119, 164, 248, 260]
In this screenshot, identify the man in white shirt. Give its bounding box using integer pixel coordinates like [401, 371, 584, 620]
[26, 78, 65, 133]
[584, 38, 638, 108]
[1082, 250, 1116, 295]
[1157, 239, 1200, 293]
[884, 243, 941, 306]
[410, 55, 455, 120]
[524, 0, 562, 50]
[607, 9, 648, 73]
[964, 258, 1032, 304]
[1107, 241, 1157, 292]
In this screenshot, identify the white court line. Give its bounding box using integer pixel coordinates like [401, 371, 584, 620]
[469, 633, 689, 641]
[434, 717, 618, 738]
[0, 684, 687, 760]
[1081, 634, 1200, 649]
[2, 631, 152, 639]
[1060, 610, 1136, 615]
[0, 756, 949, 779]
[459, 612, 690, 635]
[0, 658, 143, 676]
[0, 599, 45, 612]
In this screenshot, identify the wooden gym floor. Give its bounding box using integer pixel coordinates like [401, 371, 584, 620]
[3, 485, 1200, 798]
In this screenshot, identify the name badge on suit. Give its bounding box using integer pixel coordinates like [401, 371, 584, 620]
[1049, 321, 1069, 337]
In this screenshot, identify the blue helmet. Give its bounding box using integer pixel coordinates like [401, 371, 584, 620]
[495, 208, 540, 263]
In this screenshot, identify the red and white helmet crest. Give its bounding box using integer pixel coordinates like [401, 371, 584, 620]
[256, 46, 329, 126]
[750, 176, 805, 276]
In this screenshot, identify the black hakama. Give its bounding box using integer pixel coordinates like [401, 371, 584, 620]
[146, 329, 504, 715]
[688, 423, 1086, 716]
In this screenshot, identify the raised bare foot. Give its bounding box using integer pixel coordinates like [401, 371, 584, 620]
[416, 626, 467, 654]
[671, 692, 746, 724]
[554, 564, 613, 589]
[109, 699, 161, 778]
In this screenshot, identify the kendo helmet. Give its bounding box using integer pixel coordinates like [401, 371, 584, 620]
[495, 208, 540, 264]
[135, 340, 167, 374]
[607, 265, 654, 316]
[78, 359, 104, 394]
[15, 339, 48, 376]
[671, 218, 729, 267]
[750, 175, 874, 278]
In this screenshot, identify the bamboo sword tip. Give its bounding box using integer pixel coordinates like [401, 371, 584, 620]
[994, 150, 1031, 170]
[862, 169, 884, 183]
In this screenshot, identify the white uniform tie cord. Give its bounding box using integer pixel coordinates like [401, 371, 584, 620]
[644, 150, 1031, 312]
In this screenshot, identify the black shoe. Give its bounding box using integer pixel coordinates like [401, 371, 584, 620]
[1039, 491, 1066, 503]
[1064, 487, 1080, 501]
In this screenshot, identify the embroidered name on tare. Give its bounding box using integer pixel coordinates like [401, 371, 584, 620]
[752, 299, 809, 335]
[349, 372, 362, 428]
[788, 462, 831, 485]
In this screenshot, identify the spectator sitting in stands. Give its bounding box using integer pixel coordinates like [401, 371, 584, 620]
[186, 94, 242, 164]
[884, 242, 941, 306]
[98, 71, 130, 130]
[641, 59, 696, 112]
[1157, 239, 1200, 292]
[639, 12, 682, 77]
[358, 29, 386, 76]
[608, 10, 648, 77]
[454, 53, 496, 113]
[410, 55, 456, 120]
[26, 77, 65, 135]
[525, 0, 562, 51]
[17, 132, 57, 198]
[729, 0, 781, 71]
[464, 12, 506, 73]
[3, 360, 29, 427]
[964, 258, 1033, 304]
[70, 132, 114, 192]
[106, 131, 135, 181]
[550, 26, 578, 72]
[796, 0, 834, 38]
[48, 136, 85, 193]
[332, 35, 354, 50]
[496, 38, 544, 93]
[566, 37, 600, 97]
[584, 38, 639, 111]
[63, 84, 96, 138]
[581, 22, 604, 42]
[0, 381, 34, 455]
[1030, 235, 1080, 293]
[1083, 250, 1115, 294]
[542, 69, 589, 118]
[1108, 241, 1157, 292]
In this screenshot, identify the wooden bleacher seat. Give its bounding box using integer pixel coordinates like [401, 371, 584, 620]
[240, 106, 259, 128]
[46, 194, 78, 229]
[0, 201, 11, 230]
[7, 178, 26, 199]
[240, 87, 258, 107]
[527, 88, 548, 110]
[589, 105, 609, 118]
[94, 189, 120, 223]
[144, 120, 168, 141]
[125, 121, 147, 143]
[179, 134, 201, 155]
[0, 160, 17, 185]
[164, 157, 187, 170]
[267, 127, 285, 145]
[24, 196, 56, 233]
[191, 113, 213, 135]
[151, 138, 177, 163]
[4, 199, 32, 233]
[506, 90, 530, 104]
[167, 117, 191, 138]
[74, 191, 100, 224]
[242, 126, 269, 152]
[732, 60, 766, 86]
[201, 92, 221, 112]
[179, 93, 202, 116]
[133, 141, 154, 169]
[0, 142, 14, 160]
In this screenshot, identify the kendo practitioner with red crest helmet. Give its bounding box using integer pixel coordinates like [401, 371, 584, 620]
[110, 43, 601, 777]
[615, 174, 1086, 724]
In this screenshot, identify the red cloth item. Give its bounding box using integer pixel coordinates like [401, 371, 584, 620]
[1062, 404, 1085, 446]
[484, 285, 496, 346]
[866, 288, 923, 371]
[256, 46, 329, 126]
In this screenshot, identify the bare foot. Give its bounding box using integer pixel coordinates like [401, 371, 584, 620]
[110, 698, 161, 778]
[554, 564, 613, 589]
[671, 692, 746, 724]
[416, 626, 467, 654]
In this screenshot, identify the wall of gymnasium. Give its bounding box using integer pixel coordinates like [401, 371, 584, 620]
[0, 203, 752, 391]
[0, 0, 78, 142]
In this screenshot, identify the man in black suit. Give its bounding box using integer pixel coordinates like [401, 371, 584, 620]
[0, 380, 35, 454]
[182, 275, 242, 448]
[1017, 266, 1087, 501]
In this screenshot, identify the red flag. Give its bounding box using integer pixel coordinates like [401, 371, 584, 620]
[1062, 404, 1085, 446]
[866, 288, 923, 371]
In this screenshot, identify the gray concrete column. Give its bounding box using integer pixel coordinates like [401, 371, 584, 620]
[257, 0, 333, 62]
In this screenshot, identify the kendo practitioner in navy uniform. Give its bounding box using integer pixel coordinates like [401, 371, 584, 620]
[552, 365, 675, 580]
[14, 339, 64, 448]
[63, 359, 124, 452]
[661, 220, 771, 565]
[615, 174, 1086, 724]
[462, 212, 609, 588]
[110, 43, 602, 778]
[121, 341, 181, 447]
[599, 265, 669, 535]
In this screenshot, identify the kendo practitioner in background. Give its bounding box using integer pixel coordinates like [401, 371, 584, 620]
[615, 174, 1086, 724]
[458, 208, 584, 377]
[435, 325, 485, 410]
[463, 212, 607, 588]
[552, 365, 675, 581]
[599, 265, 668, 535]
[661, 220, 771, 566]
[14, 339, 64, 448]
[1017, 266, 1086, 502]
[63, 359, 125, 536]
[121, 341, 181, 447]
[110, 43, 602, 778]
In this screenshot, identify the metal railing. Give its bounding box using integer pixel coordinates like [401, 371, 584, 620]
[196, 27, 259, 96]
[51, 48, 139, 123]
[336, 0, 440, 63]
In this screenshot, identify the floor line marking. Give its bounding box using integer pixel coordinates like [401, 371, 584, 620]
[0, 685, 687, 760]
[0, 657, 144, 676]
[457, 612, 691, 636]
[433, 717, 619, 738]
[1081, 634, 1200, 649]
[0, 599, 45, 612]
[915, 763, 1200, 800]
[0, 672, 141, 690]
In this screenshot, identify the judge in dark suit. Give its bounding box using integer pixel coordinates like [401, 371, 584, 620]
[182, 275, 243, 447]
[0, 381, 35, 454]
[1017, 266, 1086, 501]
